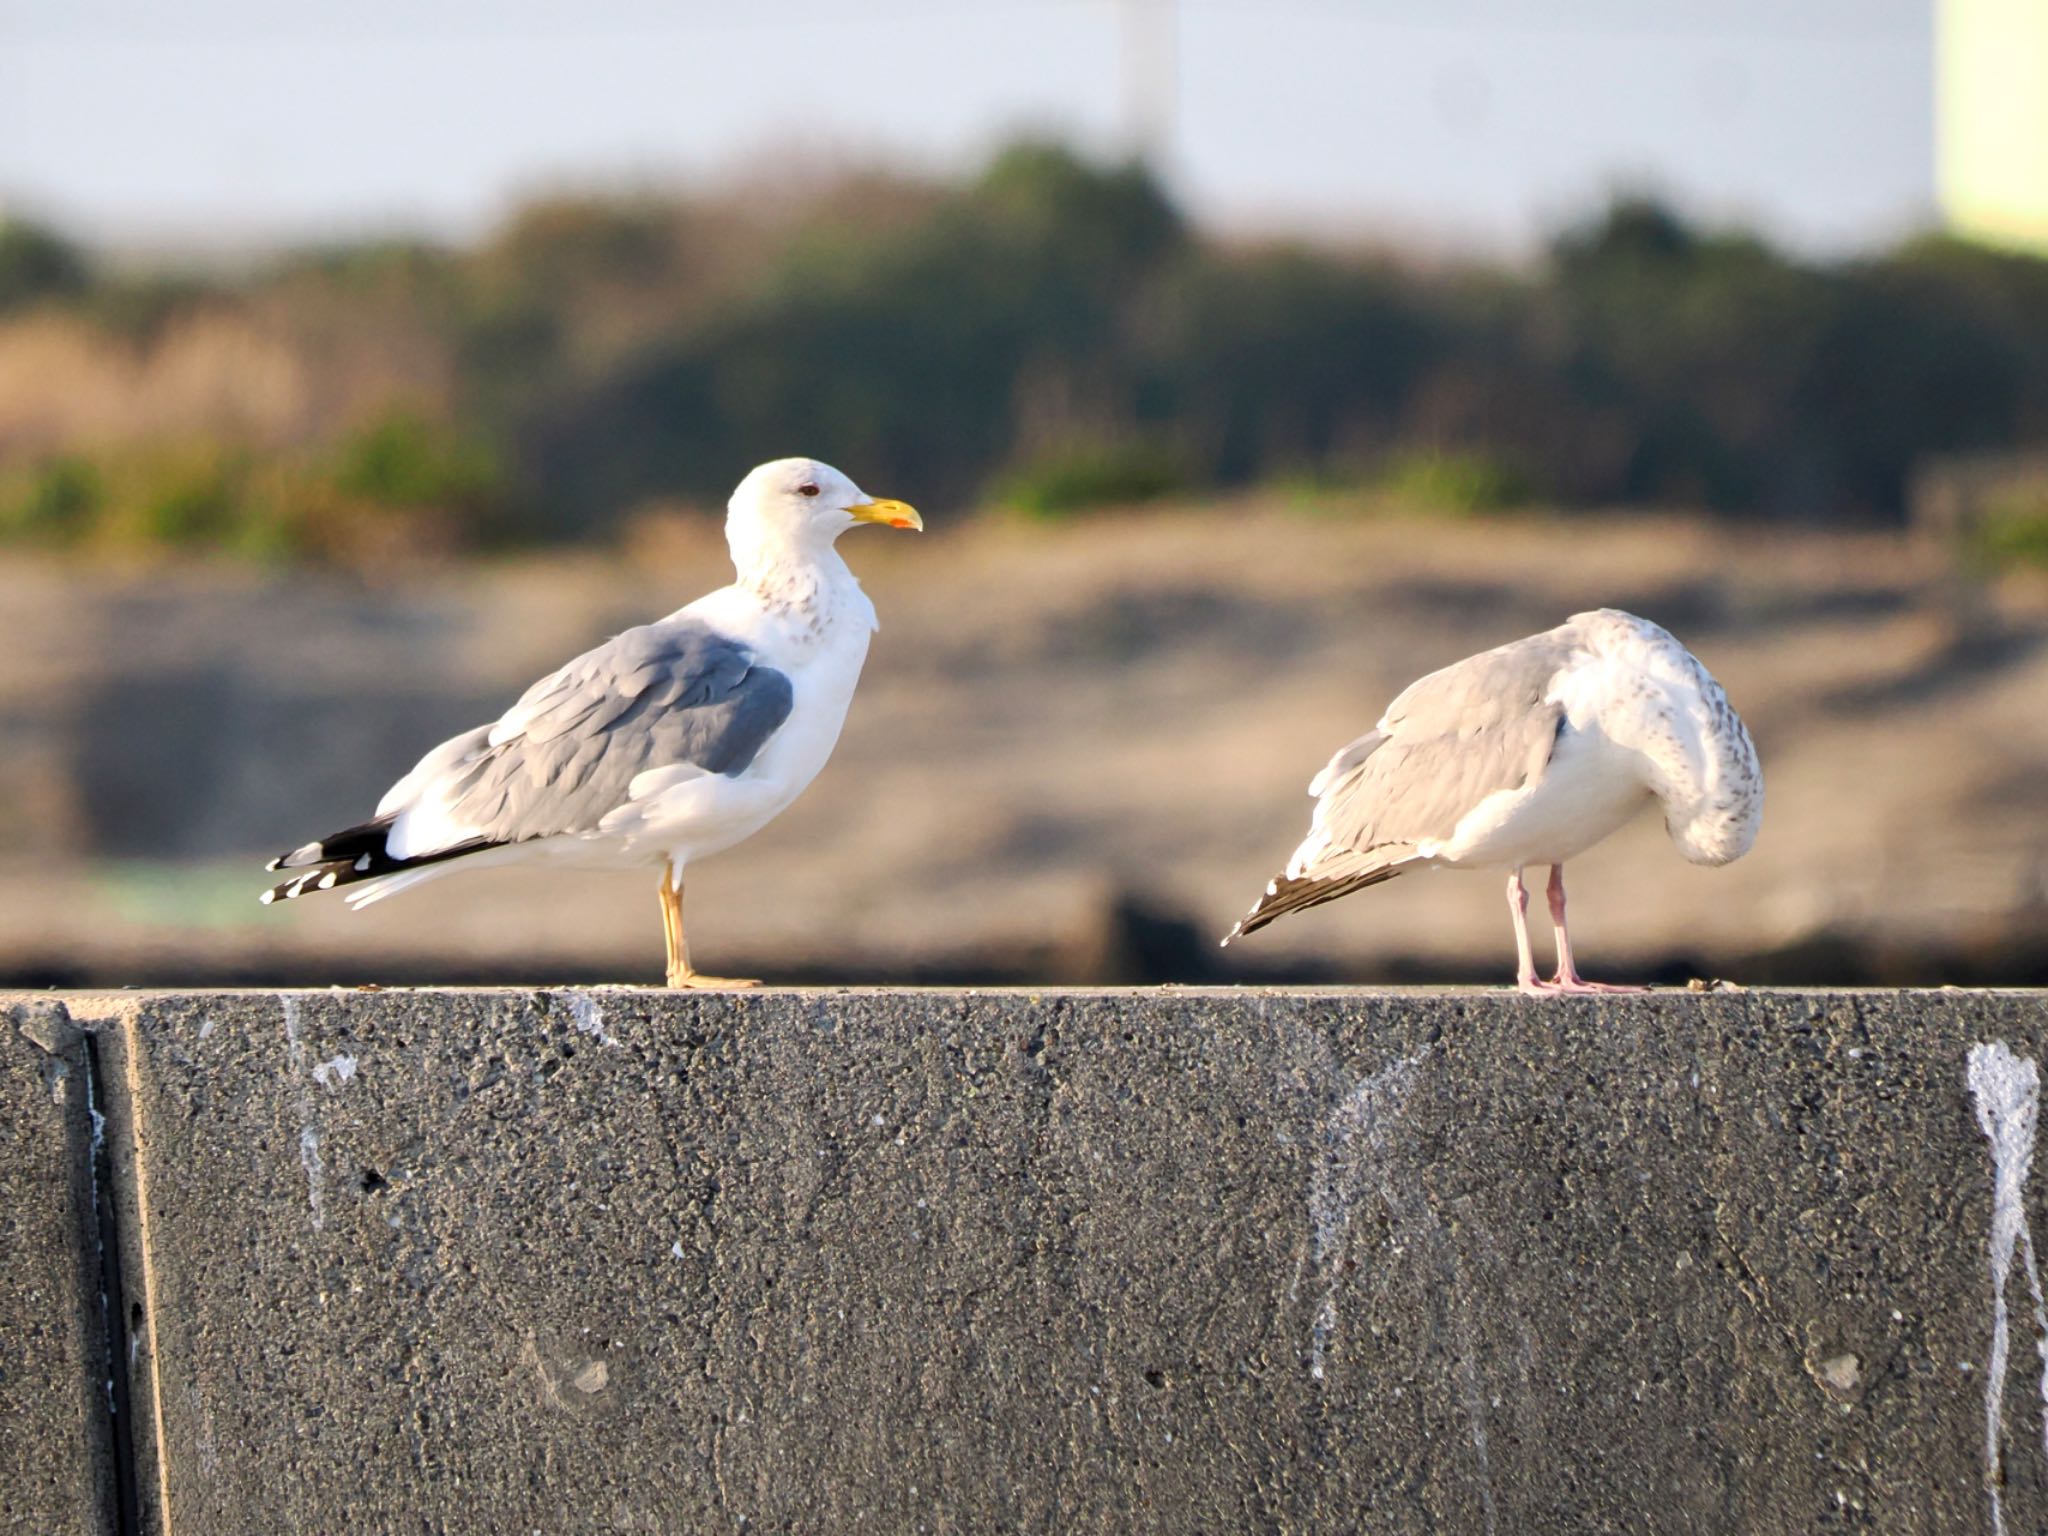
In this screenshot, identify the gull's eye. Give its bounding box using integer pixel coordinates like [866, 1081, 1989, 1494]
[798, 483, 820, 498]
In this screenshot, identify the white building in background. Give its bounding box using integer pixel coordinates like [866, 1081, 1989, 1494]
[1939, 0, 2048, 253]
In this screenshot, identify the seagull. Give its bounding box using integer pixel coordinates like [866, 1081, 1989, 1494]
[261, 458, 922, 988]
[1222, 609, 1761, 994]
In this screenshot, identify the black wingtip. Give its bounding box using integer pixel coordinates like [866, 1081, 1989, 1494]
[259, 813, 502, 909]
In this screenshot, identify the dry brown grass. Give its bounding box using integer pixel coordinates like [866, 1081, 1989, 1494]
[0, 304, 462, 463]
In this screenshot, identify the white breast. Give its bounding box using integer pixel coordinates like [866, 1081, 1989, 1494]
[1435, 719, 1652, 869]
[1434, 610, 1760, 872]
[627, 571, 875, 865]
[750, 625, 870, 791]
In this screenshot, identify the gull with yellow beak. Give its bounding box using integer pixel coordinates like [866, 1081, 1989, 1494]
[261, 458, 922, 987]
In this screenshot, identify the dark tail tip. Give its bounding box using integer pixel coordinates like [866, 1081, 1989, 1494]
[1224, 866, 1403, 944]
[260, 867, 337, 905]
[259, 814, 497, 908]
[1219, 880, 1287, 948]
[260, 816, 394, 904]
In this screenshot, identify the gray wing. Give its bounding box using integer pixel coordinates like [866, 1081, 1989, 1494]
[1225, 626, 1574, 941]
[1311, 630, 1572, 862]
[429, 618, 794, 846]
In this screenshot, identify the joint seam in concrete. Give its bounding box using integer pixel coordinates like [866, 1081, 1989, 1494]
[113, 1010, 174, 1536]
[81, 1034, 146, 1536]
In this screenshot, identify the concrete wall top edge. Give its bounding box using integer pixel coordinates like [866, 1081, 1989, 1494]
[10, 984, 2047, 1009]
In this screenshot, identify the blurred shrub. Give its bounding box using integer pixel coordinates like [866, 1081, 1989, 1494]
[994, 443, 1185, 517]
[7, 148, 2048, 554]
[1377, 447, 1533, 516]
[0, 456, 102, 544]
[1144, 248, 1441, 484]
[330, 408, 501, 510]
[1, 443, 264, 555]
[0, 411, 508, 564]
[517, 140, 1188, 527]
[1273, 467, 1371, 516]
[127, 445, 246, 547]
[1968, 481, 2048, 571]
[0, 219, 88, 312]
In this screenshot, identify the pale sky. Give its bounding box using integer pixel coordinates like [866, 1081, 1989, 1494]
[0, 0, 1935, 255]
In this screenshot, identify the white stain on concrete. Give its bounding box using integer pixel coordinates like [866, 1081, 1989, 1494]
[1967, 1039, 2048, 1536]
[1298, 1044, 1499, 1536]
[281, 996, 325, 1230]
[197, 1017, 216, 1041]
[187, 1384, 220, 1483]
[1303, 1051, 1425, 1381]
[1446, 1257, 1499, 1536]
[312, 1054, 358, 1091]
[81, 1051, 115, 1415]
[565, 993, 615, 1047]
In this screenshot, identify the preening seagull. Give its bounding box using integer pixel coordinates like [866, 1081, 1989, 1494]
[262, 458, 922, 987]
[1222, 609, 1761, 994]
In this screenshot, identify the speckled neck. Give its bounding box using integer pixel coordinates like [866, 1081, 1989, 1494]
[741, 557, 826, 611]
[1664, 671, 1763, 866]
[735, 544, 866, 649]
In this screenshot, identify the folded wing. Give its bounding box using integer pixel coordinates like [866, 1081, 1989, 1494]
[1224, 628, 1573, 941]
[263, 619, 794, 903]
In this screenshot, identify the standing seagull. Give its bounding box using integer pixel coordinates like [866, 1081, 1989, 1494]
[262, 458, 921, 988]
[1222, 609, 1761, 993]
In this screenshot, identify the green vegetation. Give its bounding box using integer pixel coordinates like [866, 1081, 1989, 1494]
[1969, 481, 2048, 571]
[994, 443, 1184, 517]
[1377, 448, 1533, 516]
[0, 413, 506, 563]
[329, 408, 503, 514]
[5, 146, 2048, 562]
[0, 456, 101, 544]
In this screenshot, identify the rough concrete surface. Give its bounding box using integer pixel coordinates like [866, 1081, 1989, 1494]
[6, 988, 2048, 1534]
[0, 1002, 113, 1534]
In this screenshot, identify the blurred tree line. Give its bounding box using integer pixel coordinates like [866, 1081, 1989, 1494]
[4, 139, 2048, 561]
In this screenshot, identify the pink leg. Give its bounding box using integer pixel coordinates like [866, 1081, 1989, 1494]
[1507, 868, 1557, 996]
[1545, 864, 1645, 994]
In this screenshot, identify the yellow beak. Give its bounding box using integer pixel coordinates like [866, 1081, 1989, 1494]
[848, 498, 923, 531]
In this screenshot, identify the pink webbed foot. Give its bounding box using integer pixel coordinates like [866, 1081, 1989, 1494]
[1526, 865, 1647, 995]
[1547, 977, 1648, 995]
[1517, 971, 1647, 997]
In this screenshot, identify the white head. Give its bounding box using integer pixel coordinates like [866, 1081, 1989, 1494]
[725, 457, 921, 575]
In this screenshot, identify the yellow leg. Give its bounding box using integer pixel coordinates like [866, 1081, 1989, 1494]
[658, 870, 684, 983]
[658, 869, 760, 990]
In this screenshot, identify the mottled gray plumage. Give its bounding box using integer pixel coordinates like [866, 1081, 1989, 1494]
[1229, 630, 1572, 937]
[1307, 633, 1570, 869]
[1224, 609, 1763, 969]
[435, 619, 794, 846]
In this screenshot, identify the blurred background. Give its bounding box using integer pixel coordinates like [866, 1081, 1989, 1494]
[3, 0, 2047, 987]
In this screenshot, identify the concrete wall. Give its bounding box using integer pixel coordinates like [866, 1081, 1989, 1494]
[5, 988, 2048, 1534]
[1, 1003, 115, 1534]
